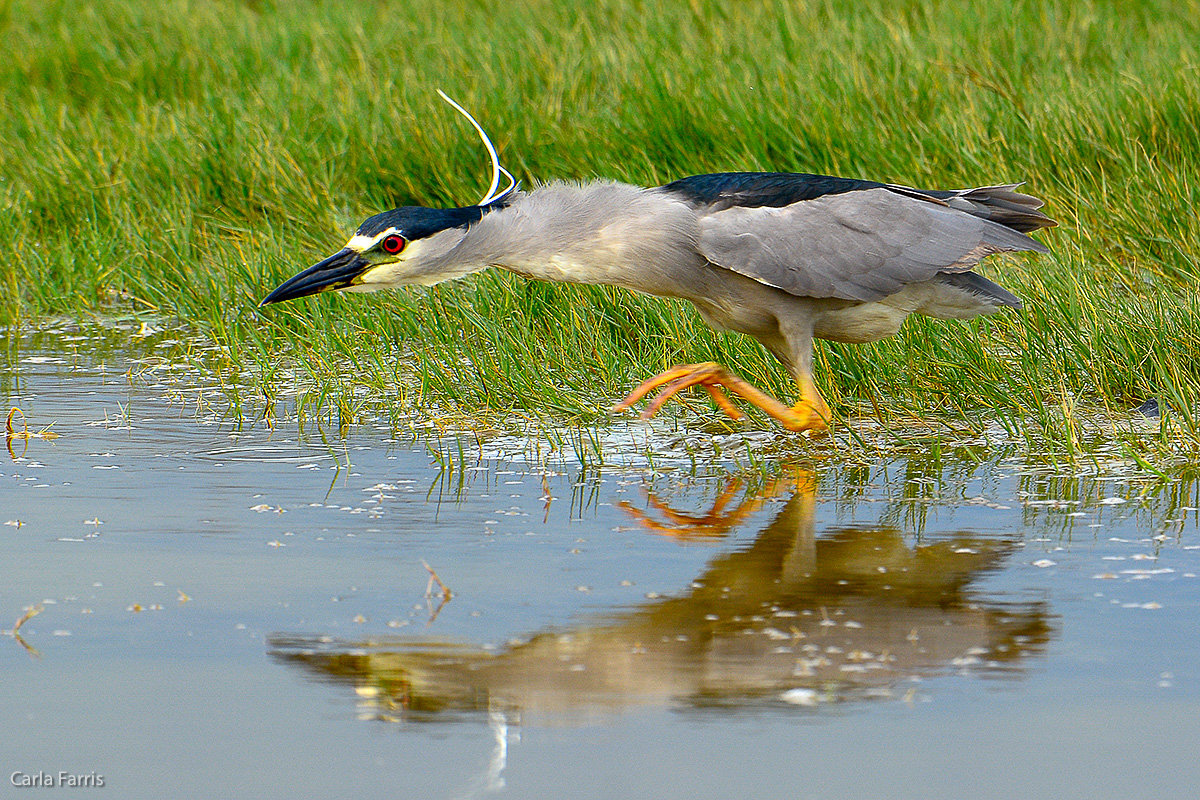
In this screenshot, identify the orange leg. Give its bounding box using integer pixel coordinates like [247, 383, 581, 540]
[612, 362, 831, 433]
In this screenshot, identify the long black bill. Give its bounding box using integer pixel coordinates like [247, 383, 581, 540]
[260, 248, 370, 306]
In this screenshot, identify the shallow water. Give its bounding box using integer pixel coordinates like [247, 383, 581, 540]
[3, 325, 1199, 799]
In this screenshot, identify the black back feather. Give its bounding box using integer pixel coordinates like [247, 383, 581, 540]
[661, 172, 886, 211]
[663, 172, 1054, 236]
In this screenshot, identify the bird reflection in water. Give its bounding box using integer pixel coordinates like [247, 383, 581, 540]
[270, 468, 1053, 725]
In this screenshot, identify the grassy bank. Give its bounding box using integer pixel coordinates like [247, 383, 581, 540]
[1, 0, 1198, 453]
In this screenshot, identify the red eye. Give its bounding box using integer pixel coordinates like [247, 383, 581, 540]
[381, 234, 406, 254]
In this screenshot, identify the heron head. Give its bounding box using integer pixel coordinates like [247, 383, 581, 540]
[260, 204, 500, 306]
[262, 90, 519, 307]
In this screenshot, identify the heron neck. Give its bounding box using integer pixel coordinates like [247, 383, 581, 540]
[446, 182, 698, 298]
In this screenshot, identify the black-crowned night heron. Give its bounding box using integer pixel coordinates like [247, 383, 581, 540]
[262, 101, 1054, 432]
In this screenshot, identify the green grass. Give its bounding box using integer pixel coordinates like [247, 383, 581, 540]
[1, 0, 1198, 457]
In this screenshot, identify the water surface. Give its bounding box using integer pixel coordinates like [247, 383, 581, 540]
[2, 324, 1198, 799]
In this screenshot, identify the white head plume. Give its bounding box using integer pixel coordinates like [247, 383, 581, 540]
[436, 89, 516, 206]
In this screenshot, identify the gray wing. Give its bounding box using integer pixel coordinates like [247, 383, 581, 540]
[693, 186, 1050, 303]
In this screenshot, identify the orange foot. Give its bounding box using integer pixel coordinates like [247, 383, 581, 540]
[612, 362, 830, 433]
